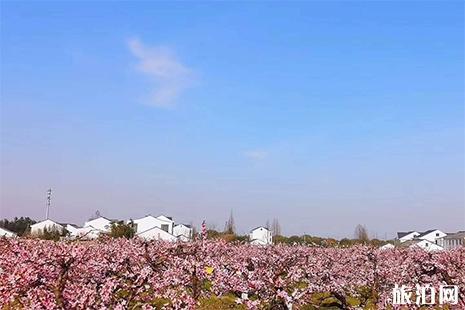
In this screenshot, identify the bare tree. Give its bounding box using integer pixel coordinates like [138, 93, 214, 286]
[271, 218, 281, 236]
[354, 224, 369, 243]
[224, 210, 235, 234]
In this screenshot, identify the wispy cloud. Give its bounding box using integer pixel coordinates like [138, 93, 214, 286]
[128, 38, 193, 108]
[243, 150, 268, 160]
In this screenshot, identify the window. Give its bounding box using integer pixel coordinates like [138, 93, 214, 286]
[161, 224, 169, 232]
[436, 233, 439, 236]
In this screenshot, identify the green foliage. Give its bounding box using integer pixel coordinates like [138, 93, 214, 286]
[0, 217, 37, 236]
[110, 221, 136, 239]
[36, 227, 68, 241]
[205, 229, 248, 243]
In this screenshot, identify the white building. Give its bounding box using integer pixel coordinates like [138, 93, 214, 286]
[155, 215, 175, 234]
[416, 229, 447, 244]
[83, 216, 114, 232]
[173, 223, 193, 241]
[131, 214, 180, 241]
[379, 243, 395, 250]
[0, 227, 17, 238]
[397, 229, 446, 246]
[249, 226, 273, 246]
[67, 224, 103, 240]
[132, 215, 167, 234]
[409, 239, 443, 252]
[30, 219, 66, 235]
[132, 215, 175, 234]
[136, 226, 178, 242]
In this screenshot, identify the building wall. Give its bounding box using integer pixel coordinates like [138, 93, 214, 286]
[30, 220, 65, 235]
[133, 216, 171, 234]
[419, 230, 447, 243]
[0, 228, 16, 238]
[250, 227, 272, 245]
[137, 226, 177, 242]
[84, 217, 112, 232]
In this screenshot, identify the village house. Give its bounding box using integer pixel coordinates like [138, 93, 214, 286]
[131, 215, 193, 242]
[136, 225, 178, 242]
[0, 227, 16, 238]
[83, 216, 114, 232]
[416, 229, 447, 244]
[173, 223, 193, 241]
[249, 226, 273, 246]
[406, 239, 444, 252]
[131, 215, 175, 235]
[397, 229, 447, 251]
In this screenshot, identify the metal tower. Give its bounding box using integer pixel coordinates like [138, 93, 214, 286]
[45, 188, 52, 219]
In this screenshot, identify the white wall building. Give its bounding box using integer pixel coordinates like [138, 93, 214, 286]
[249, 226, 273, 246]
[83, 217, 113, 232]
[136, 226, 178, 242]
[416, 229, 447, 244]
[0, 227, 17, 238]
[67, 224, 103, 240]
[410, 239, 443, 252]
[173, 223, 193, 241]
[30, 219, 66, 235]
[132, 215, 175, 234]
[155, 215, 174, 234]
[379, 243, 395, 250]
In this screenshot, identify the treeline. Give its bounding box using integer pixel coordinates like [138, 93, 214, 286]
[0, 217, 36, 236]
[205, 229, 390, 247]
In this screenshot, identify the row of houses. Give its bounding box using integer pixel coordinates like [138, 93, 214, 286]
[0, 216, 275, 245]
[0, 215, 194, 242]
[396, 229, 465, 251]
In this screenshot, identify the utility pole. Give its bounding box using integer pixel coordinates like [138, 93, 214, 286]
[45, 188, 52, 219]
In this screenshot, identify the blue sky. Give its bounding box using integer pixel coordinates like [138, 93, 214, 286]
[1, 1, 464, 238]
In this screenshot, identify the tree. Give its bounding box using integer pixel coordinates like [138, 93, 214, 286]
[35, 227, 68, 241]
[110, 221, 135, 239]
[223, 210, 235, 234]
[354, 224, 369, 243]
[0, 217, 37, 236]
[271, 218, 281, 236]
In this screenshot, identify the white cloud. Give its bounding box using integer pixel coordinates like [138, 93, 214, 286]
[243, 150, 268, 160]
[128, 38, 193, 107]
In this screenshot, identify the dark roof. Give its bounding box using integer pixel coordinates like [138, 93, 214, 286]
[59, 223, 80, 228]
[417, 229, 439, 238]
[397, 231, 416, 238]
[250, 226, 269, 232]
[175, 223, 192, 228]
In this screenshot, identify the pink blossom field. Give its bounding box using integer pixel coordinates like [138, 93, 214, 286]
[1, 238, 464, 309]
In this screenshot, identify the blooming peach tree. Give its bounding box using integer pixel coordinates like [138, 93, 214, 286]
[1, 238, 463, 309]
